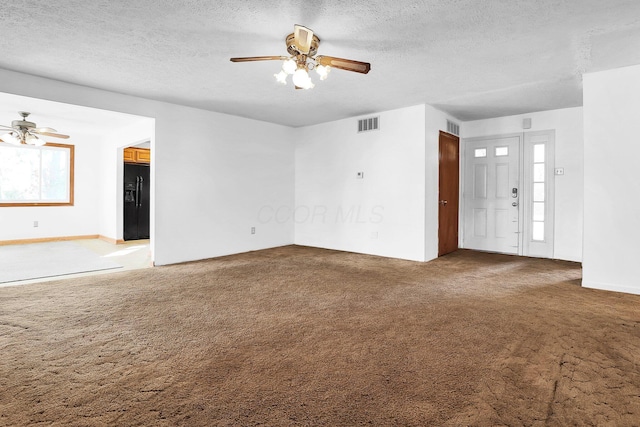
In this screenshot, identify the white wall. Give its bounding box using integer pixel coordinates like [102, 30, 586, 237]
[0, 66, 592, 271]
[583, 65, 640, 295]
[295, 105, 428, 261]
[153, 106, 294, 264]
[462, 107, 584, 262]
[0, 131, 102, 241]
[0, 68, 295, 265]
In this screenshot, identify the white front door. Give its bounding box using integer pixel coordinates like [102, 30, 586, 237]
[463, 135, 521, 254]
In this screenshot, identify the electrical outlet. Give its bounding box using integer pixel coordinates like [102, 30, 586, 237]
[251, 227, 255, 234]
[33, 221, 38, 228]
[357, 172, 364, 179]
[554, 168, 565, 176]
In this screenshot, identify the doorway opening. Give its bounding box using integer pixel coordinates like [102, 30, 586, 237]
[0, 91, 156, 281]
[123, 143, 151, 241]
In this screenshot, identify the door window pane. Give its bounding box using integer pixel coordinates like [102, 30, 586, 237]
[534, 144, 545, 163]
[533, 163, 545, 182]
[532, 221, 545, 241]
[495, 146, 509, 156]
[474, 148, 487, 158]
[533, 183, 545, 202]
[533, 202, 545, 221]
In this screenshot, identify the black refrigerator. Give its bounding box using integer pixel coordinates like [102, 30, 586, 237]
[123, 163, 150, 241]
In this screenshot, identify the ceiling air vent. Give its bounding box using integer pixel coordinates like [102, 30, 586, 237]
[446, 120, 460, 136]
[358, 116, 380, 133]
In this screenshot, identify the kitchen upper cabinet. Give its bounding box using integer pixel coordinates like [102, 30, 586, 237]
[124, 147, 150, 164]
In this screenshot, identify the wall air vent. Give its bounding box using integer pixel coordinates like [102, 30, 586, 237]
[358, 116, 380, 133]
[446, 120, 460, 136]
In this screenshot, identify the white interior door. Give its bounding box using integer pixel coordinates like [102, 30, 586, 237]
[463, 135, 521, 254]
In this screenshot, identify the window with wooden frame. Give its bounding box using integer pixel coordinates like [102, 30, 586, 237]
[0, 143, 74, 206]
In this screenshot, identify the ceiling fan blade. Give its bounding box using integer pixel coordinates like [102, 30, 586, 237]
[0, 124, 14, 130]
[230, 56, 288, 62]
[293, 25, 314, 54]
[32, 127, 58, 133]
[30, 129, 70, 139]
[316, 56, 371, 74]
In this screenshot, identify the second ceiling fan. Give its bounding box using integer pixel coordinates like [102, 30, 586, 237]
[230, 25, 371, 89]
[0, 111, 70, 146]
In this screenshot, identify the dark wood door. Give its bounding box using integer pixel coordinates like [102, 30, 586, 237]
[438, 131, 460, 256]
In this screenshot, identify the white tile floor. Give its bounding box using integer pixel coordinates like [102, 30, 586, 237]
[1, 239, 151, 286]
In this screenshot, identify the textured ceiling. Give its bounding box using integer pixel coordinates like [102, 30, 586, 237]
[1, 0, 640, 127]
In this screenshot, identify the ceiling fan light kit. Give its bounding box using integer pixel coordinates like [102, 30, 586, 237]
[231, 25, 370, 90]
[0, 111, 70, 145]
[0, 131, 21, 145]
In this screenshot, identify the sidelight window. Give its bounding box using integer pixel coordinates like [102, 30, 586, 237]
[531, 143, 545, 241]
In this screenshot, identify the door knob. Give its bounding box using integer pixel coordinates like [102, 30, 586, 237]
[439, 200, 448, 206]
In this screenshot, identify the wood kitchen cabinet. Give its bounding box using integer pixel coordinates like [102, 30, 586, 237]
[124, 147, 150, 164]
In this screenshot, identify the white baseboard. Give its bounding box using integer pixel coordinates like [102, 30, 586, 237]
[582, 280, 640, 296]
[98, 235, 125, 245]
[0, 234, 125, 246]
[0, 234, 99, 246]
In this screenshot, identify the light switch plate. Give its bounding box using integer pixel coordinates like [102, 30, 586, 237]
[356, 172, 364, 179]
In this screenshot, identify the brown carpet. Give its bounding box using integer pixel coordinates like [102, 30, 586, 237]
[1, 246, 638, 426]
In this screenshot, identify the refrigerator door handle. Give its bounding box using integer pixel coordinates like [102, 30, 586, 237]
[135, 176, 140, 207]
[138, 176, 143, 207]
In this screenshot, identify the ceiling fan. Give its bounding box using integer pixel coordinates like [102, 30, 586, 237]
[230, 24, 371, 89]
[0, 111, 70, 146]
